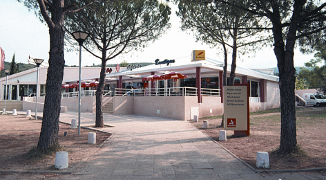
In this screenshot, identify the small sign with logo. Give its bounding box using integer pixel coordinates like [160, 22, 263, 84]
[191, 50, 205, 61]
[227, 118, 236, 127]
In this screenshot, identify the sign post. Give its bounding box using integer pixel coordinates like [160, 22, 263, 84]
[223, 84, 250, 136]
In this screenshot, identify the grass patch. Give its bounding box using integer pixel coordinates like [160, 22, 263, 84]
[251, 115, 281, 123]
[270, 144, 307, 158]
[25, 143, 64, 161]
[200, 115, 222, 119]
[250, 108, 281, 115]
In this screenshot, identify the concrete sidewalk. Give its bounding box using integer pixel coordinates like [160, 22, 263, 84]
[4, 110, 324, 179]
[57, 112, 323, 180]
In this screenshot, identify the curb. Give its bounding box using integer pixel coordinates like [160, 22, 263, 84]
[198, 127, 326, 173]
[0, 170, 71, 175]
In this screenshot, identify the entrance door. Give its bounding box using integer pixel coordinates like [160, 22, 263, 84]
[11, 85, 17, 100]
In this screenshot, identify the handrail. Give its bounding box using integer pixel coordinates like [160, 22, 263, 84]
[114, 87, 220, 97]
[61, 90, 112, 98]
[61, 87, 221, 98]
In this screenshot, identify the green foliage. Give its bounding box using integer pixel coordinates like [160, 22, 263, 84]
[1, 61, 35, 77]
[176, 0, 271, 85]
[270, 144, 307, 157]
[249, 108, 281, 115]
[9, 53, 19, 75]
[65, 0, 171, 61]
[25, 143, 63, 160]
[177, 0, 270, 52]
[200, 115, 222, 119]
[119, 60, 129, 67]
[295, 77, 308, 90]
[298, 47, 326, 93]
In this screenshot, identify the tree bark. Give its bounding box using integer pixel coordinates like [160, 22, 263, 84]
[268, 1, 306, 153]
[95, 46, 107, 127]
[95, 59, 106, 127]
[229, 16, 239, 86]
[37, 1, 65, 150]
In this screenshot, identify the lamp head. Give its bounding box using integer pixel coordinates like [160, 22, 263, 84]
[4, 69, 10, 74]
[72, 31, 89, 46]
[33, 58, 44, 67]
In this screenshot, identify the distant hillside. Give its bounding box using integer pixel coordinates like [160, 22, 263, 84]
[1, 61, 155, 77]
[1, 62, 36, 78]
[270, 66, 310, 76]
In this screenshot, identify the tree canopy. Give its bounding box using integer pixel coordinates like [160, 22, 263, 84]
[298, 46, 326, 93]
[64, 0, 171, 127]
[176, 0, 270, 86]
[19, 0, 96, 151]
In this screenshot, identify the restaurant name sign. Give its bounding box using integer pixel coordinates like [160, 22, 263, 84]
[155, 59, 175, 66]
[127, 64, 141, 71]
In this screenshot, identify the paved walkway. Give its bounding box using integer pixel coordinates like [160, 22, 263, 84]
[58, 112, 323, 180]
[5, 110, 325, 179]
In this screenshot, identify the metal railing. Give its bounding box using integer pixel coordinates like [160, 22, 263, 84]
[114, 87, 220, 97]
[61, 90, 112, 98]
[61, 88, 220, 98]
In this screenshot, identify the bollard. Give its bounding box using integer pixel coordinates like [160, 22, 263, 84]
[219, 130, 227, 141]
[71, 119, 77, 128]
[2, 108, 6, 115]
[88, 132, 96, 144]
[203, 120, 209, 129]
[12, 109, 17, 116]
[26, 110, 32, 117]
[193, 115, 198, 122]
[256, 152, 269, 168]
[55, 151, 68, 169]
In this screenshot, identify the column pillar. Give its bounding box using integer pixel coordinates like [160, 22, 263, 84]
[118, 76, 122, 88]
[219, 71, 224, 103]
[260, 79, 265, 102]
[151, 72, 155, 88]
[196, 67, 202, 103]
[242, 76, 247, 84]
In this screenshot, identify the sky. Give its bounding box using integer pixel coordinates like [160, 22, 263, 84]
[0, 0, 316, 70]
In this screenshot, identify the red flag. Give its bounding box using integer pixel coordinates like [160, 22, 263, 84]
[0, 47, 5, 71]
[116, 64, 120, 73]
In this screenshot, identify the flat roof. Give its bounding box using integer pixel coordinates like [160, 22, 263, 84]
[105, 58, 279, 82]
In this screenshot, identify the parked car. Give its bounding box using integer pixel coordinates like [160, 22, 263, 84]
[302, 93, 326, 107]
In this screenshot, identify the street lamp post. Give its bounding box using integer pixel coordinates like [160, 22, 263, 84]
[33, 58, 44, 120]
[72, 31, 89, 135]
[4, 70, 10, 114]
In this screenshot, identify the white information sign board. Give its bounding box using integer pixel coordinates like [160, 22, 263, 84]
[223, 85, 249, 131]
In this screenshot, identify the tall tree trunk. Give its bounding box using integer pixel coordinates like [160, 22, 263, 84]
[221, 42, 227, 127]
[222, 42, 227, 87]
[269, 0, 305, 153]
[229, 16, 239, 86]
[37, 3, 65, 150]
[95, 50, 107, 127]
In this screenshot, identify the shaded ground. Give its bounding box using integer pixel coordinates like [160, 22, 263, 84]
[193, 107, 326, 170]
[0, 114, 111, 172]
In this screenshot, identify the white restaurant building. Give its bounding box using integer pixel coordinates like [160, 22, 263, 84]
[0, 57, 280, 120]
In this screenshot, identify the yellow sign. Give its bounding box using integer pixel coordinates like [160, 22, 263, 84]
[191, 50, 205, 61]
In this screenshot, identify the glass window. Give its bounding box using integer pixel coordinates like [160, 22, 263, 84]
[11, 85, 17, 100]
[28, 85, 36, 96]
[251, 81, 259, 97]
[3, 85, 9, 100]
[40, 85, 46, 96]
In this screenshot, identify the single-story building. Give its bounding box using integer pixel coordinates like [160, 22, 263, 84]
[1, 57, 280, 120]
